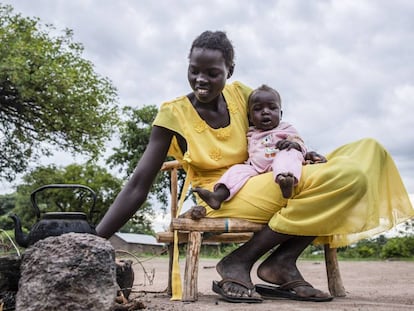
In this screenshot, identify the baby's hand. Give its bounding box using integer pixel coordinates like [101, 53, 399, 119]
[276, 139, 301, 151]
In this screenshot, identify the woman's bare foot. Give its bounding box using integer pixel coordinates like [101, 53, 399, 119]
[192, 187, 223, 210]
[276, 173, 295, 198]
[215, 254, 262, 300]
[257, 256, 332, 300]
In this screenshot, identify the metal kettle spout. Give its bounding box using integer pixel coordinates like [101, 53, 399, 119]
[9, 214, 29, 248]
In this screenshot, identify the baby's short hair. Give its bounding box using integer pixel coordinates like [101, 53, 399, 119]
[248, 84, 281, 107]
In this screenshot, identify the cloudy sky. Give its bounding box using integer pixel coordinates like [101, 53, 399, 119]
[3, 0, 414, 200]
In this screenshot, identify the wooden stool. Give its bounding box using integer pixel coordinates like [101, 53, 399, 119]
[156, 160, 346, 301]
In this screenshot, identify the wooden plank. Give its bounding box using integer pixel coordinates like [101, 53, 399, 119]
[203, 232, 253, 243]
[160, 160, 181, 171]
[156, 231, 188, 243]
[156, 231, 253, 243]
[171, 218, 265, 233]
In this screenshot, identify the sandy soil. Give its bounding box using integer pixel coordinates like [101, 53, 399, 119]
[124, 257, 414, 311]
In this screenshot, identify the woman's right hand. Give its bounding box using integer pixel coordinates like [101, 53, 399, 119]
[179, 205, 207, 220]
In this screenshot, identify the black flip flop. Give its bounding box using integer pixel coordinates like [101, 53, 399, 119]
[212, 279, 263, 303]
[255, 281, 333, 302]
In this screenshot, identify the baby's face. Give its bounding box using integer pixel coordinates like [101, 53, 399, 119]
[248, 90, 282, 131]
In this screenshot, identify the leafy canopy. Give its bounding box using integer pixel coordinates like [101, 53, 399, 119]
[107, 105, 188, 209]
[0, 4, 119, 181]
[2, 163, 156, 235]
[8, 163, 123, 228]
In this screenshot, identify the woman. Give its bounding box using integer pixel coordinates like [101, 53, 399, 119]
[96, 30, 414, 303]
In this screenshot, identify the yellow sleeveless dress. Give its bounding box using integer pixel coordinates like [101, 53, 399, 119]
[153, 81, 414, 247]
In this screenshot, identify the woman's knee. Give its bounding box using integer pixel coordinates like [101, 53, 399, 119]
[360, 137, 386, 152]
[318, 156, 368, 198]
[339, 162, 368, 198]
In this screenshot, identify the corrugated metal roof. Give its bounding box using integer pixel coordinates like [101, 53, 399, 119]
[114, 232, 164, 246]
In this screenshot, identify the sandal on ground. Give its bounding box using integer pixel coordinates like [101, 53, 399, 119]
[212, 279, 263, 303]
[255, 280, 333, 302]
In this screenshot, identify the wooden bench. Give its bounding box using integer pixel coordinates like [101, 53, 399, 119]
[156, 160, 346, 301]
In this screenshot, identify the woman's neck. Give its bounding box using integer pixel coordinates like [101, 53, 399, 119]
[188, 93, 230, 129]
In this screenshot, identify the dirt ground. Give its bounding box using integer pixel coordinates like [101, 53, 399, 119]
[124, 257, 414, 311]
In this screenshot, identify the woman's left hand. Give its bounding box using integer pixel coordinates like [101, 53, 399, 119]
[303, 151, 327, 165]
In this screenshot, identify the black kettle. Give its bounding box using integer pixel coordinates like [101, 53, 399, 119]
[10, 184, 97, 248]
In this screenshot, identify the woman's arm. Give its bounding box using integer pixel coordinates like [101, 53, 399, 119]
[96, 125, 175, 238]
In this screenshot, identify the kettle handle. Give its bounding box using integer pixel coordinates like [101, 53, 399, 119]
[31, 184, 97, 221]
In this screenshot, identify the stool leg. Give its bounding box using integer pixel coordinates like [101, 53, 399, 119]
[166, 243, 173, 296]
[183, 231, 202, 301]
[324, 245, 346, 297]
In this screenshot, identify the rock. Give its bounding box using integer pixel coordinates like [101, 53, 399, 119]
[116, 259, 134, 299]
[0, 290, 16, 310]
[0, 255, 20, 292]
[0, 255, 21, 310]
[110, 298, 146, 310]
[16, 233, 117, 311]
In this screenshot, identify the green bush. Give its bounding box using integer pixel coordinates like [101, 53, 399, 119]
[381, 236, 414, 259]
[337, 236, 386, 259]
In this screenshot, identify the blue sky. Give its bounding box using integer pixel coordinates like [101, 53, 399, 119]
[2, 0, 414, 201]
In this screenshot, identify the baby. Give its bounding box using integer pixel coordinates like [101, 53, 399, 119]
[193, 84, 307, 209]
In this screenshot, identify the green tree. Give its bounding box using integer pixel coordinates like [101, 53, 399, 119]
[338, 235, 388, 259]
[108, 106, 158, 176]
[107, 105, 188, 210]
[0, 4, 119, 181]
[0, 193, 17, 230]
[11, 164, 120, 228]
[8, 163, 155, 235]
[119, 201, 155, 235]
[0, 193, 15, 215]
[399, 219, 414, 236]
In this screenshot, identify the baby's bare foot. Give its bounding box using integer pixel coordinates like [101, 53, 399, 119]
[192, 187, 222, 210]
[277, 173, 295, 198]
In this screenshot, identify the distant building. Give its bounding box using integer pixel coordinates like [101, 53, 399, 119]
[109, 232, 165, 255]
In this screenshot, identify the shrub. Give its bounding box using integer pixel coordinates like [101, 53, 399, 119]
[381, 236, 414, 259]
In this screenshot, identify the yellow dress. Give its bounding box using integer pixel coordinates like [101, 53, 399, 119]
[153, 81, 414, 248]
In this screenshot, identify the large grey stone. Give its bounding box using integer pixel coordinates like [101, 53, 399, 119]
[16, 233, 117, 311]
[0, 255, 20, 292]
[0, 255, 20, 310]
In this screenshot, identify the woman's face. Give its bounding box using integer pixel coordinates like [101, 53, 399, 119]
[187, 47, 230, 104]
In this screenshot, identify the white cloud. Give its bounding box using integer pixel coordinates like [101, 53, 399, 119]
[2, 0, 414, 196]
